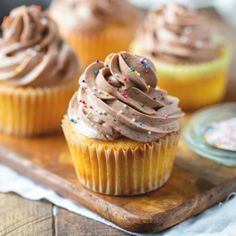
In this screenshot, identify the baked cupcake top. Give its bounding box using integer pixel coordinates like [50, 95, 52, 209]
[50, 0, 140, 32]
[0, 5, 79, 87]
[137, 3, 221, 64]
[68, 51, 183, 142]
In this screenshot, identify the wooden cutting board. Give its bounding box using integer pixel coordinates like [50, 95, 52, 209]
[0, 131, 236, 233]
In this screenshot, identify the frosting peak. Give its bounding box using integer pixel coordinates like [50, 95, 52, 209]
[0, 5, 79, 87]
[138, 3, 220, 64]
[68, 52, 183, 142]
[50, 0, 140, 32]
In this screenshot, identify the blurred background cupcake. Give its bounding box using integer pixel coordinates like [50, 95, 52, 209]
[49, 0, 141, 68]
[132, 3, 231, 110]
[0, 5, 79, 136]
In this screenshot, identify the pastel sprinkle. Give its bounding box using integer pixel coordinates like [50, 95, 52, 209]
[105, 58, 111, 67]
[204, 118, 236, 151]
[122, 93, 128, 99]
[104, 92, 110, 97]
[70, 118, 76, 123]
[140, 103, 145, 108]
[130, 66, 135, 72]
[79, 100, 86, 104]
[138, 121, 144, 126]
[16, 66, 22, 72]
[132, 118, 136, 122]
[162, 114, 169, 119]
[147, 85, 151, 89]
[148, 131, 152, 135]
[140, 58, 145, 64]
[93, 69, 99, 75]
[87, 111, 92, 116]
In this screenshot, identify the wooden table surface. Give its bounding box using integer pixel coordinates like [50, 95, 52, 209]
[0, 9, 236, 236]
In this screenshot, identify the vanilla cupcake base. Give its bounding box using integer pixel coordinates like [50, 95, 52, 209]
[62, 116, 180, 196]
[0, 82, 76, 137]
[66, 25, 136, 68]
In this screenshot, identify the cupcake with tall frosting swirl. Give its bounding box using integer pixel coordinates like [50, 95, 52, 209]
[49, 0, 141, 67]
[0, 5, 80, 136]
[62, 51, 184, 196]
[132, 3, 231, 110]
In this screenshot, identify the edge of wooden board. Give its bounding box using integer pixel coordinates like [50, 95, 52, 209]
[0, 146, 236, 233]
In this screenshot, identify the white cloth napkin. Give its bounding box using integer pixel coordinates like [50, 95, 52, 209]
[0, 164, 236, 236]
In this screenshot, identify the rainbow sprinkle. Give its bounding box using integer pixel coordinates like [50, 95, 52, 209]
[138, 121, 144, 126]
[122, 93, 128, 99]
[105, 58, 111, 67]
[140, 58, 147, 64]
[162, 114, 169, 119]
[204, 118, 236, 151]
[140, 103, 145, 108]
[130, 66, 140, 76]
[104, 92, 110, 97]
[16, 66, 22, 72]
[93, 69, 99, 76]
[70, 118, 76, 124]
[87, 111, 93, 117]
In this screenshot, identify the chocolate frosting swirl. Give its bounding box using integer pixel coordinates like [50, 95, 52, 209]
[0, 5, 79, 87]
[50, 0, 140, 32]
[137, 3, 220, 64]
[68, 52, 183, 142]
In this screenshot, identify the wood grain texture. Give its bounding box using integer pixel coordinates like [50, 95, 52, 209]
[0, 193, 53, 236]
[54, 207, 127, 236]
[0, 132, 236, 233]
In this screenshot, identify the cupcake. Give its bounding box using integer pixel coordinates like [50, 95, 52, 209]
[49, 0, 140, 67]
[132, 3, 231, 110]
[0, 5, 79, 136]
[62, 51, 184, 196]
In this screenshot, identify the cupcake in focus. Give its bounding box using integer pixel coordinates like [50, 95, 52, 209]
[0, 5, 79, 136]
[49, 0, 140, 67]
[132, 3, 231, 110]
[62, 51, 184, 196]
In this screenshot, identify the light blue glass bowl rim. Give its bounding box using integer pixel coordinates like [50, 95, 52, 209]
[183, 102, 236, 166]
